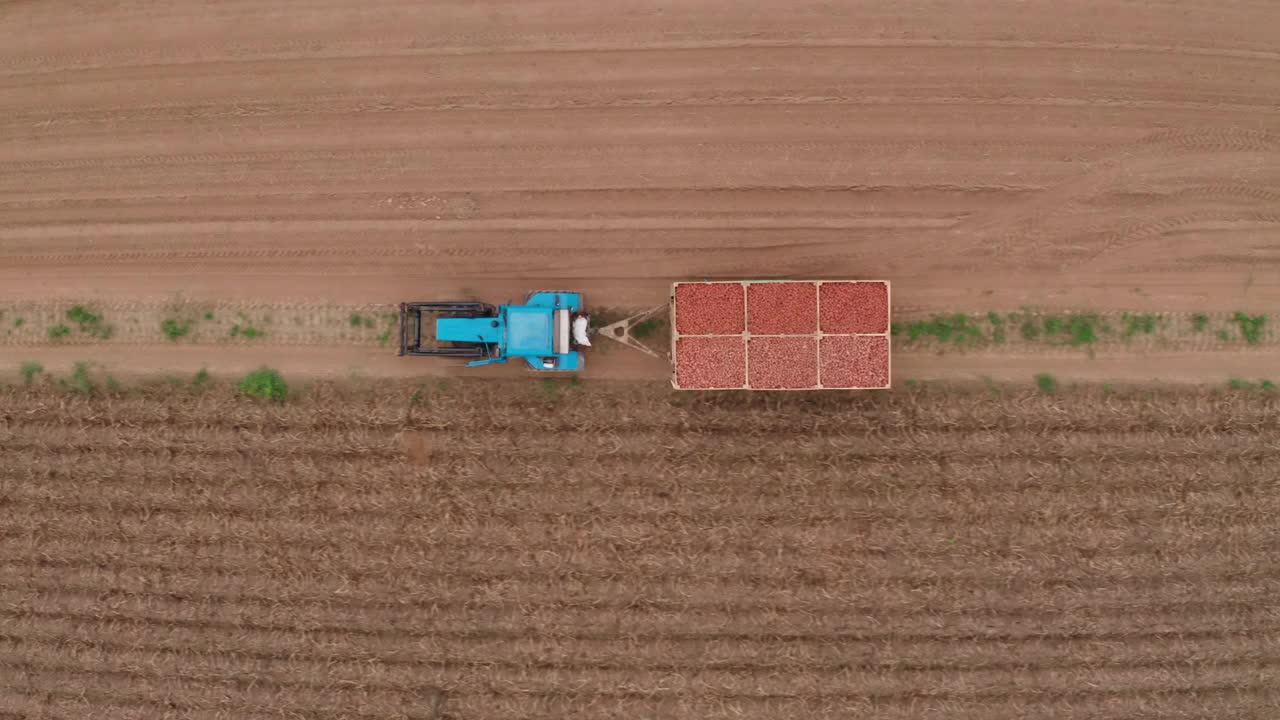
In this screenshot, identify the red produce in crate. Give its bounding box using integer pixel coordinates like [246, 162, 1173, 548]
[748, 336, 818, 389]
[820, 282, 889, 334]
[747, 282, 818, 335]
[674, 283, 745, 336]
[820, 335, 889, 388]
[675, 336, 746, 389]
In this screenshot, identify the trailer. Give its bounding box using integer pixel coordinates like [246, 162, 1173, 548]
[401, 280, 891, 389]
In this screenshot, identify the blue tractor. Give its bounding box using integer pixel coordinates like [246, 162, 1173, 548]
[398, 291, 587, 371]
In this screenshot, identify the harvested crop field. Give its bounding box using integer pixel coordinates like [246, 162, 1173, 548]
[2, 380, 1278, 719]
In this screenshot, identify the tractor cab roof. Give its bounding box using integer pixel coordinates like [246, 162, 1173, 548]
[503, 305, 554, 357]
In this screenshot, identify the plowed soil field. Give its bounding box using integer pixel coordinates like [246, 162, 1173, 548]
[2, 0, 1280, 380]
[1, 380, 1277, 718]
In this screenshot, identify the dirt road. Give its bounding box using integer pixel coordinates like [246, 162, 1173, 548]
[2, 0, 1279, 381]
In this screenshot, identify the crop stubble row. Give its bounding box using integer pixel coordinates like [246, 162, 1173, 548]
[0, 381, 1276, 718]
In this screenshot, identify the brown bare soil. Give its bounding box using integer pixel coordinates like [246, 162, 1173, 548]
[1, 380, 1278, 718]
[2, 1, 1280, 381]
[2, 3, 1280, 717]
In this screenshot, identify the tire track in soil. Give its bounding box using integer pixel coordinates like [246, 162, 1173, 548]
[0, 140, 1048, 175]
[8, 95, 1278, 134]
[952, 129, 1280, 258]
[5, 36, 1280, 77]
